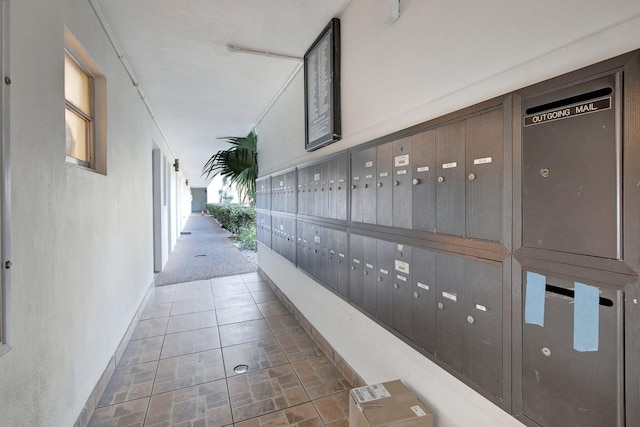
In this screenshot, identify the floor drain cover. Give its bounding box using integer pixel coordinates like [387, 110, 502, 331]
[233, 364, 249, 374]
[195, 254, 207, 257]
[180, 231, 192, 235]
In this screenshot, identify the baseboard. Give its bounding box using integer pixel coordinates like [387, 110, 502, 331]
[257, 267, 367, 388]
[73, 279, 156, 427]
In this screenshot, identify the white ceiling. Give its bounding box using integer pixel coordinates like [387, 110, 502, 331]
[94, 0, 351, 187]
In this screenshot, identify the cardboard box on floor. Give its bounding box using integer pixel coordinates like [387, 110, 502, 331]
[349, 380, 433, 427]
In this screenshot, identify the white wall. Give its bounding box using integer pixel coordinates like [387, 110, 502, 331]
[0, 0, 182, 425]
[257, 0, 640, 426]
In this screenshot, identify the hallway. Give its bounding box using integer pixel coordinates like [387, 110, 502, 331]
[88, 273, 351, 426]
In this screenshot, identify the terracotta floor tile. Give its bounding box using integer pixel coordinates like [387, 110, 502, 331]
[118, 336, 163, 367]
[88, 397, 148, 427]
[153, 349, 225, 395]
[211, 282, 250, 297]
[131, 317, 169, 340]
[218, 319, 274, 347]
[227, 365, 310, 422]
[276, 333, 323, 362]
[222, 338, 289, 377]
[251, 290, 279, 304]
[145, 380, 232, 427]
[214, 293, 256, 309]
[265, 315, 305, 337]
[234, 402, 323, 427]
[312, 391, 350, 427]
[257, 301, 290, 318]
[292, 356, 350, 400]
[245, 280, 271, 292]
[216, 304, 264, 325]
[160, 327, 220, 359]
[173, 286, 213, 302]
[166, 310, 217, 334]
[211, 275, 245, 286]
[140, 303, 172, 320]
[97, 361, 157, 407]
[170, 297, 215, 316]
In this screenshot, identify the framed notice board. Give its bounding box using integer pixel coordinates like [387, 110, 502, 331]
[304, 18, 341, 151]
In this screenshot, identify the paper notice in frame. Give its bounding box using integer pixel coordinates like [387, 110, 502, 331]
[304, 19, 341, 151]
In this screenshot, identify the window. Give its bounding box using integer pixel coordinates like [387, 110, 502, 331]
[64, 28, 107, 174]
[64, 51, 93, 167]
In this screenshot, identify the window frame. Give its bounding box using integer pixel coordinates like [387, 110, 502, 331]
[0, 0, 11, 358]
[64, 50, 94, 169]
[64, 27, 107, 175]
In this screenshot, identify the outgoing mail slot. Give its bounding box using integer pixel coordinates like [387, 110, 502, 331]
[522, 74, 621, 259]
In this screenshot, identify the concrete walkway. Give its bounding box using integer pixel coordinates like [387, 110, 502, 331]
[154, 213, 256, 286]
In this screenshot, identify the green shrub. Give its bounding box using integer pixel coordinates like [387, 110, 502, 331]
[205, 203, 256, 250]
[230, 224, 257, 251]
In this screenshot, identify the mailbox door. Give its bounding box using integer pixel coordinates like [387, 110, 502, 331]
[363, 236, 378, 316]
[412, 130, 436, 232]
[349, 234, 365, 308]
[412, 247, 436, 353]
[362, 147, 377, 225]
[336, 154, 348, 221]
[327, 159, 337, 219]
[312, 165, 322, 217]
[522, 75, 620, 258]
[464, 259, 503, 398]
[321, 160, 331, 219]
[393, 243, 412, 339]
[336, 230, 349, 299]
[296, 221, 307, 272]
[435, 121, 466, 236]
[435, 252, 466, 372]
[466, 109, 504, 242]
[522, 273, 622, 427]
[376, 239, 395, 327]
[376, 142, 393, 227]
[393, 138, 412, 229]
[351, 151, 364, 223]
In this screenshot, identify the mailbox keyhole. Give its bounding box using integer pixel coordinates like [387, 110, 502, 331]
[540, 167, 551, 178]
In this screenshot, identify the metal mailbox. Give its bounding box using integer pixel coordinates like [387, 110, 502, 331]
[412, 247, 436, 353]
[411, 130, 436, 233]
[435, 252, 466, 372]
[376, 239, 395, 327]
[376, 142, 393, 226]
[393, 243, 412, 339]
[522, 75, 621, 259]
[350, 150, 364, 223]
[363, 235, 378, 316]
[466, 109, 503, 242]
[435, 121, 466, 236]
[336, 230, 349, 298]
[393, 138, 412, 229]
[362, 147, 377, 225]
[522, 272, 622, 427]
[349, 233, 365, 309]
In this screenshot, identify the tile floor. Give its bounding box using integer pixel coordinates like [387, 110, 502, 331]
[88, 272, 351, 427]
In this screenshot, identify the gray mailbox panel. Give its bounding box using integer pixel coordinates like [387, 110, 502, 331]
[466, 109, 503, 242]
[363, 236, 378, 316]
[376, 239, 395, 327]
[393, 243, 412, 339]
[322, 227, 336, 289]
[464, 259, 503, 398]
[312, 165, 322, 217]
[522, 273, 622, 427]
[349, 234, 365, 309]
[296, 221, 307, 271]
[321, 160, 331, 219]
[327, 158, 338, 219]
[412, 130, 436, 232]
[336, 155, 348, 221]
[435, 252, 466, 372]
[350, 151, 364, 223]
[436, 121, 466, 236]
[336, 230, 349, 298]
[522, 75, 620, 259]
[412, 247, 436, 353]
[376, 142, 393, 227]
[393, 137, 412, 229]
[362, 147, 377, 225]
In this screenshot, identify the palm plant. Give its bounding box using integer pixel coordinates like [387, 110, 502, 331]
[202, 130, 258, 205]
